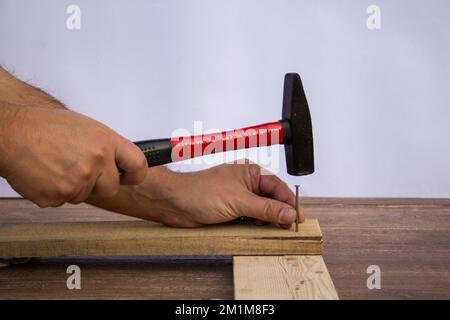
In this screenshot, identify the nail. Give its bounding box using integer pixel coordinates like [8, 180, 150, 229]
[279, 208, 296, 224]
[295, 185, 300, 232]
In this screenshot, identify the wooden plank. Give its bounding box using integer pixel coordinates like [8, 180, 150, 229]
[233, 255, 338, 300]
[2, 197, 449, 299]
[0, 219, 322, 258]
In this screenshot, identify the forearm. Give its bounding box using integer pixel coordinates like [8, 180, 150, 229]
[0, 67, 65, 110]
[0, 104, 20, 177]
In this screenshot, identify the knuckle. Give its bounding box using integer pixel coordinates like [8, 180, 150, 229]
[75, 163, 94, 180]
[262, 201, 275, 221]
[56, 182, 78, 199]
[91, 148, 107, 162]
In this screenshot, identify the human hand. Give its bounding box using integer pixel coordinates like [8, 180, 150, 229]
[0, 105, 147, 207]
[92, 161, 304, 229]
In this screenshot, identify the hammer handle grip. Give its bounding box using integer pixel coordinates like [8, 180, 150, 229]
[133, 139, 173, 167]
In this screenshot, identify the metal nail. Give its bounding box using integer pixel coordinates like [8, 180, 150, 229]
[295, 185, 300, 232]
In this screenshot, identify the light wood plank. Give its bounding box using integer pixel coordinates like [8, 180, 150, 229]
[233, 255, 338, 300]
[1, 198, 450, 299]
[0, 219, 322, 258]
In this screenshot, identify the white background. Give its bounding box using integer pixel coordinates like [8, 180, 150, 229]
[0, 0, 449, 198]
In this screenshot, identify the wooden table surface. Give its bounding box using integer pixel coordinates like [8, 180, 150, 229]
[0, 197, 449, 299]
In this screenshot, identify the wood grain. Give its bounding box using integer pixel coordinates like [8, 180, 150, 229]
[0, 198, 449, 299]
[0, 219, 322, 258]
[233, 255, 338, 300]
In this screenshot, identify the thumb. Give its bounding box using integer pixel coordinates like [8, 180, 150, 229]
[115, 137, 148, 185]
[241, 192, 297, 226]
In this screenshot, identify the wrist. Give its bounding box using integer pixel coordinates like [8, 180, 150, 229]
[131, 166, 183, 215]
[87, 166, 183, 222]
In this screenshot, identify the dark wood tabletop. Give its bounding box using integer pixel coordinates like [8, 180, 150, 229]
[0, 197, 449, 299]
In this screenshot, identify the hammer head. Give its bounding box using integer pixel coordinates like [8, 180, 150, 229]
[282, 73, 315, 176]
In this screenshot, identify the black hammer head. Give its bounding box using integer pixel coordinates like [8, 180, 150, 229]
[282, 73, 314, 176]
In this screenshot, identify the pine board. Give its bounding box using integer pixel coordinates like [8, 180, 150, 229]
[0, 219, 322, 258]
[233, 255, 339, 300]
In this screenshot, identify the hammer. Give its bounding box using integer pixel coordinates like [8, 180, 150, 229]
[133, 73, 314, 225]
[134, 73, 314, 175]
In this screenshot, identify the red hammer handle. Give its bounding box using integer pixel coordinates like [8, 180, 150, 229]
[170, 120, 290, 161]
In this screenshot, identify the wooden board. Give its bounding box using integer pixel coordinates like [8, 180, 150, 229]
[1, 198, 449, 299]
[0, 219, 322, 258]
[233, 255, 339, 300]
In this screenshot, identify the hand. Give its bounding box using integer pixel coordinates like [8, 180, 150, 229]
[0, 105, 147, 207]
[89, 161, 304, 229]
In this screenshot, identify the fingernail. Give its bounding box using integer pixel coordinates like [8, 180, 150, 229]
[279, 208, 296, 224]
